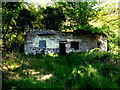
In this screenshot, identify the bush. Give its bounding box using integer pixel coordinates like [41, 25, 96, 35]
[66, 65, 120, 88]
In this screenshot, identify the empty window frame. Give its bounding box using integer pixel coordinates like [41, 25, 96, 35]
[39, 40, 46, 50]
[71, 42, 79, 50]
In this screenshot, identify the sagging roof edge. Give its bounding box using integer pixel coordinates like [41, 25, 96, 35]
[24, 29, 108, 37]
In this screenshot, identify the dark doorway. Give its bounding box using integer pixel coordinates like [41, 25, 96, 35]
[59, 42, 66, 55]
[97, 41, 101, 48]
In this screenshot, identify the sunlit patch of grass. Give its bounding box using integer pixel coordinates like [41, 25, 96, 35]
[3, 65, 19, 71]
[21, 69, 53, 81]
[22, 69, 41, 75]
[36, 74, 53, 81]
[47, 53, 59, 57]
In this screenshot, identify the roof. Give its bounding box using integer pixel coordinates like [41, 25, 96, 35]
[74, 29, 107, 37]
[40, 30, 57, 35]
[25, 29, 107, 37]
[26, 29, 59, 35]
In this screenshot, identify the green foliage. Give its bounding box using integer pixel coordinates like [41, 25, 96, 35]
[56, 2, 98, 31]
[76, 24, 103, 34]
[3, 78, 50, 88]
[2, 51, 120, 89]
[68, 65, 119, 88]
[94, 2, 118, 52]
[66, 51, 114, 66]
[2, 2, 35, 52]
[41, 6, 66, 30]
[30, 6, 46, 29]
[65, 52, 120, 88]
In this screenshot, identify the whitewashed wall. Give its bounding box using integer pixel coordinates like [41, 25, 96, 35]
[24, 32, 107, 55]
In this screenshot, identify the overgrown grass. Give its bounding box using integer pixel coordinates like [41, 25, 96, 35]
[2, 51, 120, 89]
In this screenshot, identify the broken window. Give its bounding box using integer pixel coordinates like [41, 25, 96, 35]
[71, 42, 79, 50]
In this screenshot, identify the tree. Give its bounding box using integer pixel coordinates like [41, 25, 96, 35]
[56, 2, 98, 31]
[41, 6, 66, 30]
[2, 2, 35, 52]
[92, 2, 119, 52]
[25, 4, 46, 29]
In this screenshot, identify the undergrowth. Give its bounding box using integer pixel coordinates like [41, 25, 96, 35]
[2, 51, 120, 89]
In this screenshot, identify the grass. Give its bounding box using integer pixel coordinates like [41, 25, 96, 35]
[2, 51, 120, 89]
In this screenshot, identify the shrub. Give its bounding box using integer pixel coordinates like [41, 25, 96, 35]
[66, 65, 120, 88]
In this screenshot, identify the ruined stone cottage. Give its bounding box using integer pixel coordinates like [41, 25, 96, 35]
[24, 29, 107, 55]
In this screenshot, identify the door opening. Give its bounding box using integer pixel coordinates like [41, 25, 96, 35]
[59, 41, 66, 55]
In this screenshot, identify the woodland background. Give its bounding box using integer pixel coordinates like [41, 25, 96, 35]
[2, 1, 120, 89]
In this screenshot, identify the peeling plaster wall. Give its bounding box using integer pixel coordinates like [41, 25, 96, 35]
[24, 32, 107, 55]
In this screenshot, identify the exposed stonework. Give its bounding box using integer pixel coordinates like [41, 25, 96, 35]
[24, 29, 107, 55]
